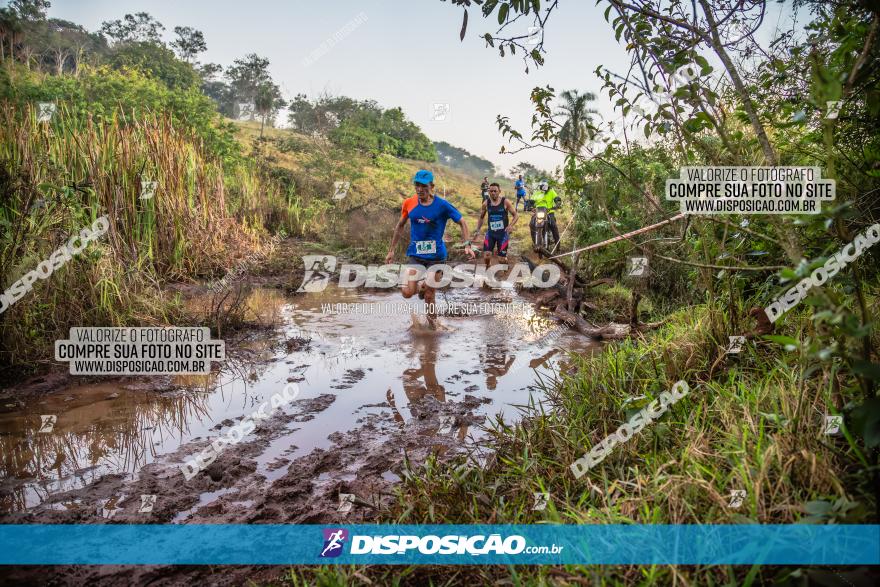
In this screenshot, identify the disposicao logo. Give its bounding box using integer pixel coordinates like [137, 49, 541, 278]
[320, 528, 348, 558]
[298, 255, 338, 293]
[297, 257, 561, 292]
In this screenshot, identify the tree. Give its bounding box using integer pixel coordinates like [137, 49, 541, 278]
[197, 62, 222, 80]
[225, 53, 273, 115]
[555, 89, 598, 155]
[107, 41, 200, 89]
[254, 82, 286, 137]
[329, 105, 436, 161]
[3, 0, 49, 67]
[43, 19, 100, 75]
[0, 8, 20, 61]
[8, 0, 50, 21]
[287, 93, 372, 136]
[434, 141, 495, 176]
[101, 12, 165, 45]
[171, 26, 206, 63]
[509, 161, 550, 183]
[202, 78, 234, 116]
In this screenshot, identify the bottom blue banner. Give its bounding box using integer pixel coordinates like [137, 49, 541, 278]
[0, 524, 877, 565]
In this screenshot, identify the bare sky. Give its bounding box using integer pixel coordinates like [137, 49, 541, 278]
[45, 0, 794, 176]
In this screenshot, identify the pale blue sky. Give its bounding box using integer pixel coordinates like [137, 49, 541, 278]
[43, 0, 795, 174]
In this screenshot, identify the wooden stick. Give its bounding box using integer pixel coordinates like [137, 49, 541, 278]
[566, 250, 580, 313]
[548, 213, 687, 259]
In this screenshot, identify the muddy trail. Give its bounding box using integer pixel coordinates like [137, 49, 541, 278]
[0, 251, 601, 584]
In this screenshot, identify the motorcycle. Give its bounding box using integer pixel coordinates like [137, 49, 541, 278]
[532, 206, 556, 250]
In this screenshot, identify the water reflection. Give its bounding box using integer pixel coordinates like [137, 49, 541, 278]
[401, 333, 446, 415]
[385, 332, 470, 444]
[0, 285, 600, 514]
[0, 383, 213, 512]
[482, 342, 516, 391]
[0, 289, 292, 514]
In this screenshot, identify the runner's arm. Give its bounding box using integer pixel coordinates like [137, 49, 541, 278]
[505, 198, 519, 229]
[386, 216, 407, 262]
[456, 218, 471, 244]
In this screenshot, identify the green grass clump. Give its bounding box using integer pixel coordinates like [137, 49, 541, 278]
[281, 305, 875, 586]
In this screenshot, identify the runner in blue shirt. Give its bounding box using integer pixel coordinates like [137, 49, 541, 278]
[386, 170, 475, 325]
[514, 175, 527, 211]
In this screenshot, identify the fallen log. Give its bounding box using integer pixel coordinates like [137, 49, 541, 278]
[537, 254, 591, 289]
[585, 277, 615, 289]
[553, 303, 665, 340]
[534, 289, 561, 307]
[519, 255, 576, 300]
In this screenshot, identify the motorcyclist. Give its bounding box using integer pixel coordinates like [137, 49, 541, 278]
[529, 180, 560, 247]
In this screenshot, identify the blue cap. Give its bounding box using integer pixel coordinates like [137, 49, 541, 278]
[413, 170, 434, 185]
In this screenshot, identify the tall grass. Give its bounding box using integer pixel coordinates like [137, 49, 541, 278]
[0, 101, 278, 370]
[285, 303, 877, 585]
[0, 102, 264, 276]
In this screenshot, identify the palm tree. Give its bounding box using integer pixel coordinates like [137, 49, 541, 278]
[555, 90, 599, 154]
[255, 83, 285, 139]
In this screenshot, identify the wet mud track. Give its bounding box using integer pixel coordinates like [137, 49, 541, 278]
[0, 281, 600, 585]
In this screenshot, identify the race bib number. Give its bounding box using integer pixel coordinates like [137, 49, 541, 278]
[489, 220, 504, 231]
[415, 240, 436, 255]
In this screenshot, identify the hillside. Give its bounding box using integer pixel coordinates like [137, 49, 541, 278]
[230, 120, 536, 260]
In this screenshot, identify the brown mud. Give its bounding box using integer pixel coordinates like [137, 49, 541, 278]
[0, 251, 602, 585]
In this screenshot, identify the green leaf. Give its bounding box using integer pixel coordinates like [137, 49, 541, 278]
[762, 335, 799, 351]
[779, 268, 798, 281]
[694, 54, 712, 75]
[852, 360, 880, 380]
[683, 117, 703, 133]
[849, 398, 880, 448]
[803, 500, 833, 516]
[498, 3, 509, 24]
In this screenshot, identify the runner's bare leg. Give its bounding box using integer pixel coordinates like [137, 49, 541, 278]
[424, 267, 440, 326]
[401, 266, 421, 299]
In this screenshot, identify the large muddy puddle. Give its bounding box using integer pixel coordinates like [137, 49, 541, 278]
[0, 282, 600, 517]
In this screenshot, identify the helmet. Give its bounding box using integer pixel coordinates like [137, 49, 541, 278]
[538, 180, 549, 191]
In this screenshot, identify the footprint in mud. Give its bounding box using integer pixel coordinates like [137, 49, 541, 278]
[331, 368, 366, 390]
